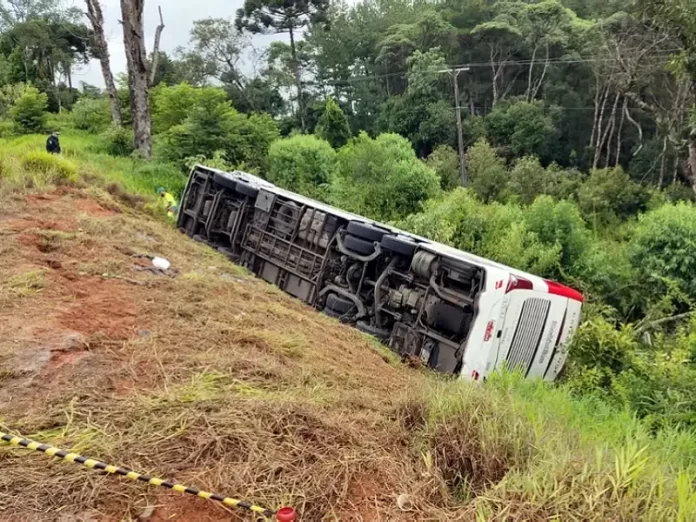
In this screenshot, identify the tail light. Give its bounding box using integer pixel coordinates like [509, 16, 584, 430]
[506, 275, 533, 293]
[471, 370, 480, 381]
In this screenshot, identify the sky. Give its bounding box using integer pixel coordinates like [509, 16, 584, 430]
[67, 0, 284, 88]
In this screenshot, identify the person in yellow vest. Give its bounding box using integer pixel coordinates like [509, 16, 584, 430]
[156, 187, 178, 219]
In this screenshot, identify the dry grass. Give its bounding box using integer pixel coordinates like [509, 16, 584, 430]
[0, 173, 695, 520]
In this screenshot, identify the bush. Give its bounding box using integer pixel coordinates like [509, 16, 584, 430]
[426, 145, 460, 191]
[315, 98, 352, 149]
[102, 125, 135, 157]
[578, 167, 651, 226]
[508, 157, 582, 205]
[161, 89, 279, 172]
[630, 202, 696, 305]
[45, 111, 74, 133]
[21, 150, 78, 183]
[467, 139, 508, 202]
[10, 86, 48, 133]
[332, 132, 441, 222]
[151, 83, 224, 134]
[71, 97, 111, 133]
[523, 196, 590, 276]
[0, 118, 15, 138]
[484, 99, 557, 160]
[267, 135, 337, 200]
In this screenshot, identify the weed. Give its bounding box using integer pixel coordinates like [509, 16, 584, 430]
[21, 151, 78, 184]
[1, 269, 46, 299]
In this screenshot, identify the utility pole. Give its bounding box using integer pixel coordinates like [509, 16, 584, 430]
[439, 67, 470, 186]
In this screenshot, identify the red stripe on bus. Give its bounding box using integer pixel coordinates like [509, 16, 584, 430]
[545, 280, 584, 302]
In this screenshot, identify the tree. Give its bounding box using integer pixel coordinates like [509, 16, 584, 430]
[639, 0, 696, 195]
[120, 0, 152, 158]
[187, 18, 251, 101]
[426, 145, 460, 191]
[161, 88, 279, 172]
[332, 132, 441, 221]
[315, 98, 351, 148]
[267, 135, 337, 199]
[85, 0, 121, 124]
[484, 99, 557, 161]
[236, 0, 330, 131]
[467, 139, 509, 203]
[10, 85, 47, 133]
[630, 202, 696, 306]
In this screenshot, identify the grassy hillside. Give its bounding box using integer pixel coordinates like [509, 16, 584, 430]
[1, 134, 696, 520]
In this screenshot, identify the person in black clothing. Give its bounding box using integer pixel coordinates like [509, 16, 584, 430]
[46, 132, 61, 154]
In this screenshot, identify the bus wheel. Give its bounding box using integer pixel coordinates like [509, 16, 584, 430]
[347, 221, 387, 242]
[235, 181, 259, 199]
[381, 235, 417, 257]
[343, 234, 375, 255]
[213, 172, 236, 191]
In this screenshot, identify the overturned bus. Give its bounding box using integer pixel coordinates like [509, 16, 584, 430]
[177, 166, 583, 382]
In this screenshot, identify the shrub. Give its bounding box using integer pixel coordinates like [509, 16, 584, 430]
[45, 111, 74, 133]
[151, 83, 222, 134]
[0, 118, 15, 138]
[0, 83, 27, 117]
[508, 157, 582, 205]
[268, 135, 337, 200]
[332, 132, 441, 222]
[161, 89, 279, 172]
[578, 167, 651, 226]
[630, 202, 696, 305]
[523, 196, 590, 276]
[10, 86, 48, 133]
[467, 139, 508, 203]
[315, 98, 352, 149]
[102, 125, 135, 157]
[484, 99, 557, 160]
[21, 150, 77, 183]
[71, 97, 111, 133]
[426, 145, 460, 191]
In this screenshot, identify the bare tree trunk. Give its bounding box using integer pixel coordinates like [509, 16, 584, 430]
[614, 97, 627, 167]
[149, 5, 164, 86]
[531, 43, 550, 100]
[659, 135, 668, 189]
[288, 24, 305, 132]
[85, 0, 121, 125]
[120, 0, 152, 158]
[526, 45, 538, 102]
[689, 130, 696, 196]
[624, 104, 643, 158]
[490, 45, 499, 107]
[602, 93, 620, 168]
[593, 87, 613, 169]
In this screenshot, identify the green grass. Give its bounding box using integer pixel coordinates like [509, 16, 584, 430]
[0, 132, 695, 520]
[0, 131, 186, 199]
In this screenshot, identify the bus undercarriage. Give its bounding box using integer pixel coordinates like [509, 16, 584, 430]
[177, 166, 485, 375]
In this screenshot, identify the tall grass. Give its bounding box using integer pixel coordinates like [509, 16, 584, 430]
[0, 131, 185, 198]
[414, 372, 696, 519]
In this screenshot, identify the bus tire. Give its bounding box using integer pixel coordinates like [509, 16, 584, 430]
[347, 221, 387, 242]
[326, 293, 354, 314]
[343, 234, 375, 256]
[381, 235, 417, 257]
[235, 181, 259, 199]
[213, 172, 236, 191]
[356, 320, 390, 340]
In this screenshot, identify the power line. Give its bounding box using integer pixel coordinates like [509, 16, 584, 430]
[318, 49, 684, 87]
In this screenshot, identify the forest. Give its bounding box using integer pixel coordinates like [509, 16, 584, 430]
[0, 0, 695, 432]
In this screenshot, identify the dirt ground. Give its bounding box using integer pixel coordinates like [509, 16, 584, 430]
[0, 187, 461, 521]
